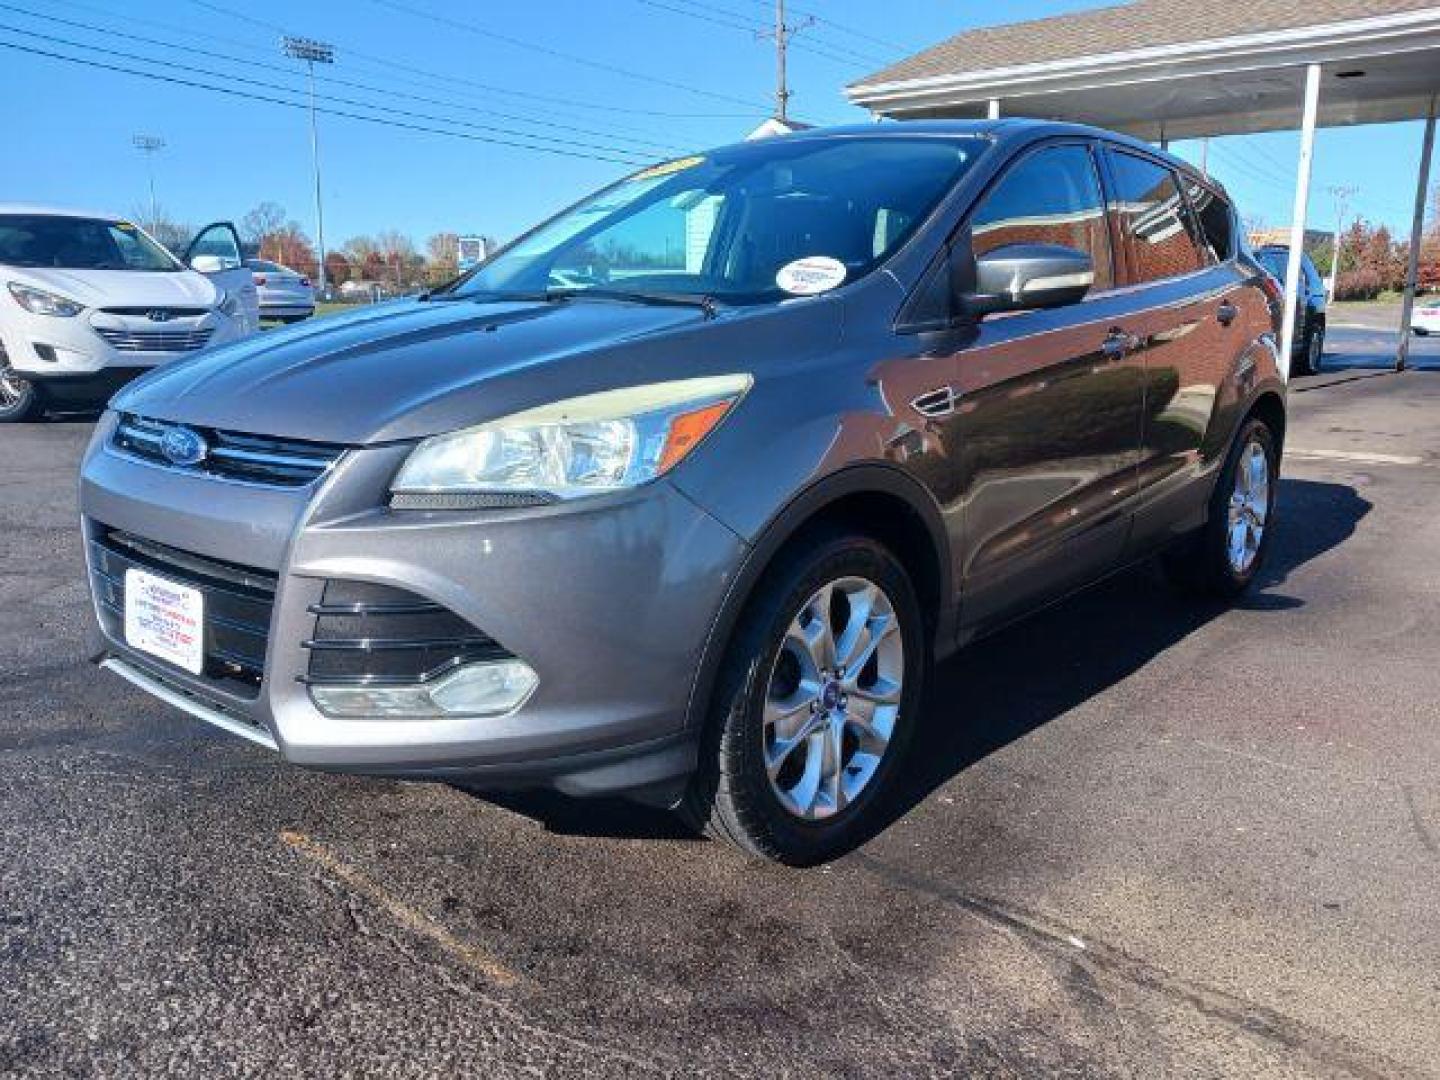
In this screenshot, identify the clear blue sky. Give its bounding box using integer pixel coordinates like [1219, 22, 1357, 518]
[2, 0, 1433, 248]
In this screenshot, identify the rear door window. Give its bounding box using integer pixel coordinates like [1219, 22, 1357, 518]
[1107, 151, 1207, 283]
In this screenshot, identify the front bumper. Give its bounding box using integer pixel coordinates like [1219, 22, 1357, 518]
[80, 417, 748, 796]
[2, 307, 245, 378]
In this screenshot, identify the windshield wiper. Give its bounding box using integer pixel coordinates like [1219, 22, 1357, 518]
[546, 287, 718, 319]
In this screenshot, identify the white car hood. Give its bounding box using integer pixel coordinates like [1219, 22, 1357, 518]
[6, 266, 220, 309]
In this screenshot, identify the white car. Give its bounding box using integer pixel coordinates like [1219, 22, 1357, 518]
[1413, 298, 1440, 336]
[0, 206, 259, 422]
[245, 258, 315, 323]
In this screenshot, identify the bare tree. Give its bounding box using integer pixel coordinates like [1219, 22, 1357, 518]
[132, 204, 193, 255]
[376, 229, 417, 287]
[240, 202, 286, 255]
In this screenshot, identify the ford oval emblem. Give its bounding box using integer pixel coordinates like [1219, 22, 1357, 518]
[160, 425, 208, 467]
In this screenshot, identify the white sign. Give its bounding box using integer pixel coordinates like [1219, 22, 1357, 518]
[124, 568, 205, 675]
[776, 256, 847, 296]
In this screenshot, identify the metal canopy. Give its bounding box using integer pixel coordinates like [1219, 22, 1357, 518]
[847, 5, 1440, 139]
[847, 3, 1440, 375]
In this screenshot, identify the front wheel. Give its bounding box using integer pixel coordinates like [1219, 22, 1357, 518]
[683, 532, 926, 865]
[0, 353, 40, 423]
[1162, 417, 1278, 597]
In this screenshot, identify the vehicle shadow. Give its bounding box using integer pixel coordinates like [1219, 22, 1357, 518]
[455, 478, 1371, 850]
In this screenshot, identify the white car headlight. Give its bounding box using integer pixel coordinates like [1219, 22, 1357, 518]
[216, 288, 241, 318]
[391, 374, 752, 504]
[8, 282, 84, 317]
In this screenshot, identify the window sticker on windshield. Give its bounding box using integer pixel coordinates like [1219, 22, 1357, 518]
[776, 256, 847, 296]
[630, 155, 705, 182]
[114, 221, 137, 231]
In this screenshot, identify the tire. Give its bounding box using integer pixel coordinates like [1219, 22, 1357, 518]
[1161, 417, 1278, 598]
[0, 351, 40, 423]
[681, 530, 927, 865]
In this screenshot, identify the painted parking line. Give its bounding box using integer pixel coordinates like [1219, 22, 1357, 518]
[1286, 447, 1425, 466]
[280, 829, 521, 986]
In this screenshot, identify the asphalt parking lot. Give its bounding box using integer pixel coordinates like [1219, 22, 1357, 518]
[2, 330, 1439, 1077]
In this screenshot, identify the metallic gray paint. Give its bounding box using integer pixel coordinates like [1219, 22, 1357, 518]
[82, 120, 1283, 798]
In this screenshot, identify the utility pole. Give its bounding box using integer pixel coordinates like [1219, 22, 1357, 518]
[759, 0, 813, 122]
[1325, 183, 1358, 305]
[131, 134, 165, 232]
[282, 35, 334, 295]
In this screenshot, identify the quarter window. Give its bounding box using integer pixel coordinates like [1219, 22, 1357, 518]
[969, 144, 1113, 292]
[1108, 152, 1207, 283]
[1186, 182, 1235, 263]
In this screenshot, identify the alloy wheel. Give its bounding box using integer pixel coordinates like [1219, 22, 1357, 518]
[762, 576, 904, 821]
[0, 356, 30, 412]
[1226, 439, 1270, 574]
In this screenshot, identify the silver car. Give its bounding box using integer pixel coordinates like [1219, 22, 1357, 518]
[246, 259, 314, 323]
[81, 122, 1285, 864]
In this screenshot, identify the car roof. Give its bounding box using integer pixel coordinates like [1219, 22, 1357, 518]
[703, 118, 1228, 201]
[0, 203, 126, 221]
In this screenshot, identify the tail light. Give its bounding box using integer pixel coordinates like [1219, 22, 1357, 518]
[253, 273, 267, 286]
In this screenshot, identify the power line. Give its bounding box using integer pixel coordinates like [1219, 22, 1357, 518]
[361, 0, 771, 111]
[0, 1, 685, 154]
[0, 22, 656, 163]
[635, 0, 890, 68]
[730, 0, 914, 56]
[0, 34, 653, 166]
[147, 0, 753, 122]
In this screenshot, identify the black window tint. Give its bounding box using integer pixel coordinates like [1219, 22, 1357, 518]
[1108, 152, 1206, 283]
[1186, 182, 1234, 262]
[969, 144, 1113, 292]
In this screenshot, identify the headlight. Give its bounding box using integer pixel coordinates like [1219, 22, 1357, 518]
[216, 288, 241, 318]
[8, 282, 84, 317]
[391, 374, 752, 504]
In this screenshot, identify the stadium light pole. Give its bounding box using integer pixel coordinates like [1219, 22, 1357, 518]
[282, 36, 333, 295]
[131, 134, 165, 232]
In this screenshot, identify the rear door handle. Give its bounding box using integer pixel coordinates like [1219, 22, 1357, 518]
[1217, 300, 1239, 327]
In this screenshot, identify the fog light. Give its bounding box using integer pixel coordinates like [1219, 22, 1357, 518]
[309, 660, 539, 719]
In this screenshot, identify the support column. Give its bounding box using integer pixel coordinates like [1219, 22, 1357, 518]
[1280, 63, 1322, 380]
[1397, 94, 1437, 373]
[986, 98, 1000, 120]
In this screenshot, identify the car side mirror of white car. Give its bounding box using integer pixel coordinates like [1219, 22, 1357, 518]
[189, 254, 229, 273]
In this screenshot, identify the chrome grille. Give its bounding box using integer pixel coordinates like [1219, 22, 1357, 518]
[112, 413, 345, 487]
[95, 326, 213, 353]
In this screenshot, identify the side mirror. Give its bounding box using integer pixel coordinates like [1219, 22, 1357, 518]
[966, 243, 1094, 316]
[189, 254, 228, 274]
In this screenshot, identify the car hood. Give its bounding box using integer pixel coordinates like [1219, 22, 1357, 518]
[8, 266, 220, 309]
[112, 297, 768, 445]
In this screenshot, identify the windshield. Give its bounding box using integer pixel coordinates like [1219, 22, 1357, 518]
[449, 135, 988, 305]
[0, 215, 182, 272]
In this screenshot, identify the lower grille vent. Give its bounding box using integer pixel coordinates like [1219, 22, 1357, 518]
[303, 581, 511, 685]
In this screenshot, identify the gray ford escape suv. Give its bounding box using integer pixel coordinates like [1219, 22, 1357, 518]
[82, 121, 1284, 865]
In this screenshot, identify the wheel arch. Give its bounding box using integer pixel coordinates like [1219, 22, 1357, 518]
[682, 464, 954, 735]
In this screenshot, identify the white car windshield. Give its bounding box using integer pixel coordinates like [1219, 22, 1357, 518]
[447, 135, 989, 306]
[0, 215, 182, 272]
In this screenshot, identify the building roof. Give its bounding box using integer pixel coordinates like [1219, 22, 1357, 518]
[846, 1, 1440, 141]
[853, 0, 1439, 87]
